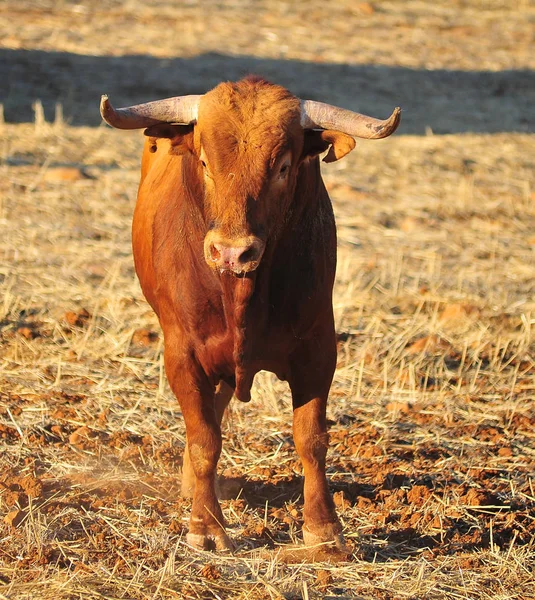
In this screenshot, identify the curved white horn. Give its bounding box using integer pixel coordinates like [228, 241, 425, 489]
[300, 100, 401, 139]
[100, 94, 202, 129]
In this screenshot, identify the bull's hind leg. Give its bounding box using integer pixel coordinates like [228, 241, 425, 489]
[165, 350, 233, 551]
[181, 380, 233, 498]
[289, 330, 348, 552]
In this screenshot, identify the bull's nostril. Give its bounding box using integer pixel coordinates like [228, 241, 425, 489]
[239, 246, 257, 264]
[210, 243, 221, 261]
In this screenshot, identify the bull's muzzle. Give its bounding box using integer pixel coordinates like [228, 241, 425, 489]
[204, 232, 265, 274]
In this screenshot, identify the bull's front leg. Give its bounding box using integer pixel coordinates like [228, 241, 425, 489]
[165, 348, 233, 551]
[289, 331, 348, 552]
[181, 380, 234, 499]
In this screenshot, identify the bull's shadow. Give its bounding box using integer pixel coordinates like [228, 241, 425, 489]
[219, 475, 302, 506]
[218, 475, 511, 561]
[2, 48, 533, 134]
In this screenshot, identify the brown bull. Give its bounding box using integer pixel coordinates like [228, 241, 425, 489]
[101, 77, 400, 551]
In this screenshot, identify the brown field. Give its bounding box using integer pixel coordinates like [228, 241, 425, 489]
[1, 1, 534, 598]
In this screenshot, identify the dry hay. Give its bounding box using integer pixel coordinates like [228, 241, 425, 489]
[1, 1, 535, 599]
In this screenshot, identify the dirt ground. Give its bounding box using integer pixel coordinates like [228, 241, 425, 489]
[1, 1, 535, 599]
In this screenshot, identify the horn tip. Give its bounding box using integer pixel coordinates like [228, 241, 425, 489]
[389, 106, 402, 134]
[100, 95, 112, 123]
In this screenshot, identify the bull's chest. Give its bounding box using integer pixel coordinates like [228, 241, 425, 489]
[192, 280, 315, 397]
[175, 254, 331, 398]
[193, 291, 287, 382]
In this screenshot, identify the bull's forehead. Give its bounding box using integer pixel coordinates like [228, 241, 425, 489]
[196, 79, 301, 174]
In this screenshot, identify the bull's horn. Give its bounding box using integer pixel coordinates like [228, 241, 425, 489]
[100, 95, 202, 129]
[300, 100, 401, 139]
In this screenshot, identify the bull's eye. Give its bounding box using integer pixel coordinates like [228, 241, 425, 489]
[279, 163, 290, 179]
[200, 159, 213, 179]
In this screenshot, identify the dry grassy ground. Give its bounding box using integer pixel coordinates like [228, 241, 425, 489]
[1, 1, 534, 599]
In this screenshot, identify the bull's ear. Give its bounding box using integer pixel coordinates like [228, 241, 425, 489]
[302, 129, 356, 163]
[144, 123, 195, 156]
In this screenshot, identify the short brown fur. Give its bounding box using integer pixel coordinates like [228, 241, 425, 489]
[133, 77, 356, 551]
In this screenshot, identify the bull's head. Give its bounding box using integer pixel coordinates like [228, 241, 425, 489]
[101, 78, 400, 275]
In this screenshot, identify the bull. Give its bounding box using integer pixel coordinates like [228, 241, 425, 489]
[100, 76, 400, 551]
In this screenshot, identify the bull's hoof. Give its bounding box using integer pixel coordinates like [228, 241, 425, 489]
[303, 526, 350, 554]
[186, 531, 234, 552]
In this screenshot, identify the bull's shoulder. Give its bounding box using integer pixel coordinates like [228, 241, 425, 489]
[134, 144, 203, 314]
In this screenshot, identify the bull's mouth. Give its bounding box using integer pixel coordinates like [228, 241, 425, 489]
[219, 266, 257, 277]
[217, 263, 260, 276]
[203, 232, 265, 275]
